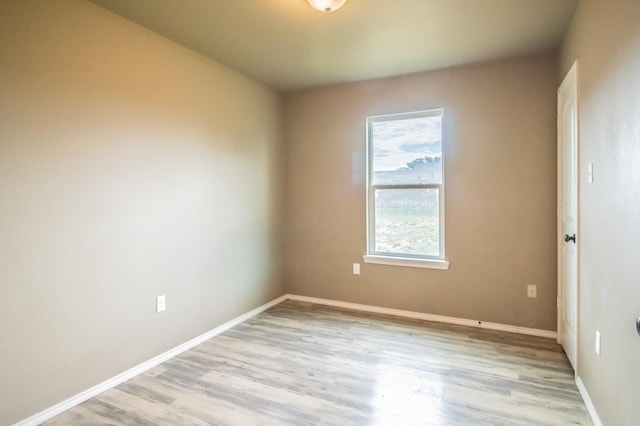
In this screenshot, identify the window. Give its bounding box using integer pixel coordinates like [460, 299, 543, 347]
[364, 109, 449, 269]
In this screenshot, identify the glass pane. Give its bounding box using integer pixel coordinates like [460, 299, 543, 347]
[374, 188, 440, 257]
[371, 114, 442, 185]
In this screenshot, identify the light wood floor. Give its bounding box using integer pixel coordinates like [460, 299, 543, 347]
[44, 300, 592, 425]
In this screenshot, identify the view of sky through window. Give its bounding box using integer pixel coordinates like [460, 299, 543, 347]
[372, 115, 442, 172]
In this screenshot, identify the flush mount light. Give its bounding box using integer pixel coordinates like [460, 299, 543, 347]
[307, 0, 348, 13]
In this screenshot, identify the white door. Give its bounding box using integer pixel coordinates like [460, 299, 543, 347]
[558, 62, 579, 370]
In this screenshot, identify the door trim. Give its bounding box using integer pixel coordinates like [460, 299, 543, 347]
[557, 60, 580, 373]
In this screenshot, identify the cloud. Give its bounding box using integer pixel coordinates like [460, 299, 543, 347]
[372, 116, 442, 171]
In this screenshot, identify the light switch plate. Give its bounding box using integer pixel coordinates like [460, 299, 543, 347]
[156, 295, 166, 313]
[588, 162, 594, 183]
[353, 263, 360, 275]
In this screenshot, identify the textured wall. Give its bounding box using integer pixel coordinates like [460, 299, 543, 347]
[0, 1, 284, 423]
[284, 54, 558, 331]
[561, 0, 640, 424]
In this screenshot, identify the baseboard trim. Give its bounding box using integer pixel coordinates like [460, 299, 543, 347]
[15, 294, 288, 426]
[576, 376, 603, 426]
[16, 292, 558, 425]
[285, 294, 557, 339]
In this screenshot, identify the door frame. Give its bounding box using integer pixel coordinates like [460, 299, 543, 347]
[557, 60, 580, 373]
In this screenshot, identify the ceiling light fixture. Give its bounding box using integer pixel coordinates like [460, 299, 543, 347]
[307, 0, 348, 13]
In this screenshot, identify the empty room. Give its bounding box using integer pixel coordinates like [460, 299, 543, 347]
[1, 0, 639, 425]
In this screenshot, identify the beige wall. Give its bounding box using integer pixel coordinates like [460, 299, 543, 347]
[0, 1, 284, 424]
[561, 0, 640, 424]
[284, 54, 559, 330]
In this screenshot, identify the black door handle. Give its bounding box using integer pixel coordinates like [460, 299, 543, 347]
[564, 234, 576, 243]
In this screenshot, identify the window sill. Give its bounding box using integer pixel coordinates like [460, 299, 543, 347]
[363, 255, 450, 270]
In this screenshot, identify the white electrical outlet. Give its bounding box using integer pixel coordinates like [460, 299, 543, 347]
[156, 295, 166, 313]
[595, 330, 601, 355]
[353, 263, 360, 275]
[527, 284, 537, 298]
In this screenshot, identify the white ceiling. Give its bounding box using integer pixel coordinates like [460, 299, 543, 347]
[88, 0, 579, 92]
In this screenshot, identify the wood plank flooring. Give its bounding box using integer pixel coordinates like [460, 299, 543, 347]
[44, 300, 592, 425]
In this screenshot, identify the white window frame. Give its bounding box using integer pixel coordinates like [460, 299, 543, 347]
[363, 109, 449, 270]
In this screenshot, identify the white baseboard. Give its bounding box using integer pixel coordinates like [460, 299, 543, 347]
[285, 294, 557, 339]
[576, 376, 603, 426]
[15, 294, 288, 426]
[16, 292, 558, 425]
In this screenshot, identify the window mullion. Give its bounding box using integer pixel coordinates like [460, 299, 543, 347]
[370, 184, 440, 190]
